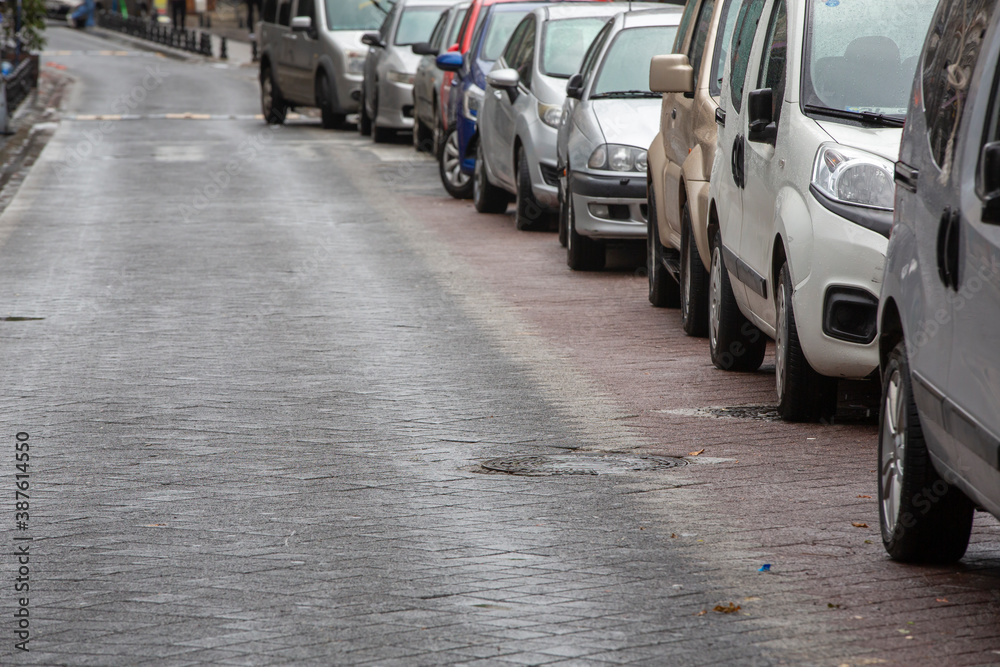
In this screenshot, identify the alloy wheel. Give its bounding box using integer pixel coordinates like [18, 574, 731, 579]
[709, 246, 722, 353]
[444, 132, 470, 189]
[881, 368, 905, 535]
[775, 281, 787, 401]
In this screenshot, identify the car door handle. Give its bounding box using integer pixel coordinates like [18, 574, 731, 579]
[671, 108, 677, 120]
[936, 208, 960, 290]
[283, 33, 298, 40]
[715, 107, 726, 126]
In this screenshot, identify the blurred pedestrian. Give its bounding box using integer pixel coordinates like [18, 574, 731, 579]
[170, 0, 186, 28]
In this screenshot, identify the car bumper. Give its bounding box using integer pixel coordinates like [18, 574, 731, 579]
[790, 196, 887, 379]
[569, 171, 648, 239]
[523, 121, 559, 210]
[376, 80, 415, 130]
[334, 72, 362, 114]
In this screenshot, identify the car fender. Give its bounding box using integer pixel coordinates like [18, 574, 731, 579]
[647, 133, 670, 244]
[773, 184, 814, 293]
[685, 178, 711, 273]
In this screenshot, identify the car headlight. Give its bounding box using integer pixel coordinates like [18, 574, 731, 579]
[346, 51, 366, 75]
[463, 84, 484, 121]
[537, 102, 562, 128]
[587, 144, 647, 172]
[812, 143, 894, 210]
[387, 70, 415, 85]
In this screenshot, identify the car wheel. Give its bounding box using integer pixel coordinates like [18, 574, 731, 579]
[680, 203, 709, 336]
[879, 340, 974, 563]
[473, 141, 507, 212]
[260, 64, 286, 125]
[566, 191, 604, 270]
[371, 90, 394, 143]
[775, 262, 837, 421]
[438, 129, 473, 200]
[557, 172, 568, 247]
[413, 116, 433, 153]
[647, 185, 679, 307]
[316, 74, 345, 130]
[358, 85, 372, 136]
[515, 148, 546, 231]
[708, 230, 766, 372]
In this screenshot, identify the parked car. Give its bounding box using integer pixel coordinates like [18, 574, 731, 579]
[646, 0, 742, 333]
[705, 0, 938, 422]
[258, 0, 387, 128]
[877, 0, 1000, 563]
[475, 2, 627, 229]
[435, 0, 548, 199]
[556, 6, 681, 270]
[360, 0, 464, 142]
[411, 2, 470, 152]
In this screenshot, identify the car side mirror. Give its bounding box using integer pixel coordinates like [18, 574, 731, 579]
[649, 54, 693, 96]
[747, 88, 777, 144]
[361, 32, 384, 48]
[566, 73, 583, 100]
[487, 67, 520, 104]
[291, 15, 312, 32]
[411, 42, 435, 56]
[435, 52, 463, 72]
[981, 141, 1000, 224]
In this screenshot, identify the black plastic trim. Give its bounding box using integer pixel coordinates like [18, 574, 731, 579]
[822, 286, 878, 344]
[720, 244, 767, 299]
[569, 171, 646, 199]
[809, 184, 893, 238]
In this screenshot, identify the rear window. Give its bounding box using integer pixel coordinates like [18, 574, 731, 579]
[480, 10, 531, 61]
[324, 0, 388, 31]
[395, 7, 447, 45]
[541, 17, 607, 78]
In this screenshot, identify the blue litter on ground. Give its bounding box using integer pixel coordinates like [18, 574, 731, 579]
[759, 564, 771, 572]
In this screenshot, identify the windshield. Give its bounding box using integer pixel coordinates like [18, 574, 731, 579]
[592, 25, 678, 95]
[802, 0, 938, 118]
[481, 11, 531, 61]
[395, 7, 447, 45]
[325, 0, 388, 30]
[542, 17, 607, 78]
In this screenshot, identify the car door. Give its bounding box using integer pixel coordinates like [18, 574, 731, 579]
[416, 11, 448, 119]
[715, 0, 767, 307]
[944, 4, 1000, 489]
[489, 15, 535, 189]
[738, 0, 784, 325]
[365, 4, 397, 114]
[288, 0, 320, 101]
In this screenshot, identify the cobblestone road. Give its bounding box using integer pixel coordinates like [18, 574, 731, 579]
[2, 25, 1000, 666]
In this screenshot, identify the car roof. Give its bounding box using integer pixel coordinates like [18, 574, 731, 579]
[536, 2, 634, 22]
[619, 5, 684, 28]
[397, 0, 465, 7]
[487, 0, 548, 12]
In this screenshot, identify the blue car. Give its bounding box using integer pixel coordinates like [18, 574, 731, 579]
[436, 1, 545, 199]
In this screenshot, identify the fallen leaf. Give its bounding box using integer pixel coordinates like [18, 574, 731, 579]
[713, 603, 741, 614]
[936, 598, 949, 603]
[857, 495, 872, 498]
[852, 522, 868, 528]
[671, 533, 678, 538]
[897, 629, 910, 635]
[688, 449, 705, 456]
[828, 603, 841, 609]
[864, 539, 873, 544]
[696, 610, 707, 616]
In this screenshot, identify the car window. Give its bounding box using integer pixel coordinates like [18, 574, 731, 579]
[513, 18, 536, 86]
[482, 10, 532, 61]
[295, 0, 314, 19]
[428, 11, 449, 49]
[922, 0, 997, 176]
[592, 25, 680, 95]
[446, 7, 467, 46]
[729, 0, 766, 113]
[324, 0, 387, 30]
[379, 3, 397, 39]
[501, 16, 530, 65]
[395, 7, 445, 45]
[579, 20, 613, 84]
[688, 0, 716, 88]
[277, 0, 292, 26]
[710, 0, 742, 97]
[541, 17, 607, 79]
[757, 0, 786, 124]
[262, 0, 277, 23]
[673, 0, 701, 53]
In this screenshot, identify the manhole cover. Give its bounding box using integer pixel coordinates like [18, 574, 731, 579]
[479, 454, 687, 476]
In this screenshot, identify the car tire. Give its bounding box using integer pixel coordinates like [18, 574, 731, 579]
[260, 64, 287, 125]
[514, 148, 546, 231]
[557, 173, 569, 247]
[438, 128, 473, 200]
[680, 203, 709, 336]
[879, 340, 974, 563]
[775, 262, 837, 421]
[371, 90, 393, 143]
[358, 85, 372, 136]
[708, 230, 766, 372]
[566, 191, 604, 271]
[473, 141, 507, 212]
[316, 74, 345, 130]
[647, 185, 679, 307]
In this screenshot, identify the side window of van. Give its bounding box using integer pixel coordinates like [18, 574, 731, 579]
[728, 0, 766, 113]
[922, 0, 996, 176]
[710, 0, 742, 97]
[262, 0, 277, 23]
[688, 0, 715, 89]
[673, 0, 701, 53]
[277, 0, 292, 26]
[757, 0, 787, 124]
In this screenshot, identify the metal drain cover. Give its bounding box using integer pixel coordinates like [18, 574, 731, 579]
[480, 454, 687, 476]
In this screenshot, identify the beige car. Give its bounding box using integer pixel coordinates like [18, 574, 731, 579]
[645, 0, 741, 336]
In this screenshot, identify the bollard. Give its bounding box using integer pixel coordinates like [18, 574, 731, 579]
[0, 78, 9, 136]
[220, 36, 227, 59]
[251, 38, 257, 62]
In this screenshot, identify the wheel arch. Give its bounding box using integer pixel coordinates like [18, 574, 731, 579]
[879, 297, 904, 373]
[771, 234, 787, 300]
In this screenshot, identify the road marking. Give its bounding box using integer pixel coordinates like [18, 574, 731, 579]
[63, 113, 275, 121]
[41, 50, 155, 57]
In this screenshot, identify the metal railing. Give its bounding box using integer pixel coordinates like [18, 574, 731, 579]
[5, 57, 38, 115]
[97, 12, 216, 58]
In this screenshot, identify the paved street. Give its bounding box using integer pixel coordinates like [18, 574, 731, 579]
[3, 26, 1000, 666]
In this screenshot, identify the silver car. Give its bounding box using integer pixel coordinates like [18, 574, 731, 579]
[258, 0, 386, 128]
[556, 7, 681, 270]
[411, 2, 469, 152]
[474, 2, 630, 230]
[360, 0, 464, 142]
